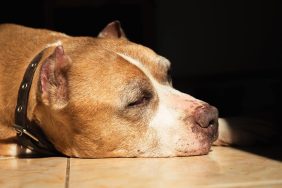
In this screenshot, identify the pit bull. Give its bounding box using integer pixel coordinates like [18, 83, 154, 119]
[0, 21, 262, 158]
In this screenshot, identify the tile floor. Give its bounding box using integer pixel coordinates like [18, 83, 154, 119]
[0, 147, 281, 188]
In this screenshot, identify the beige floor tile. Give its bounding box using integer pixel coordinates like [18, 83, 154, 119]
[69, 147, 282, 188]
[0, 157, 67, 188]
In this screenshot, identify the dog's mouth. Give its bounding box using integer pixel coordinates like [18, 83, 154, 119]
[173, 119, 219, 157]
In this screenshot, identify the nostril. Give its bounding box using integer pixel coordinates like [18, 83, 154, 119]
[194, 105, 218, 128]
[209, 119, 215, 126]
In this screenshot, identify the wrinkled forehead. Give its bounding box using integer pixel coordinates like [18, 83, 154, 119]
[102, 39, 171, 83]
[117, 42, 170, 69]
[68, 41, 158, 100]
[68, 39, 173, 102]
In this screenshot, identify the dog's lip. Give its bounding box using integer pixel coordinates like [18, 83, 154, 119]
[193, 119, 218, 142]
[175, 144, 211, 156]
[174, 123, 218, 157]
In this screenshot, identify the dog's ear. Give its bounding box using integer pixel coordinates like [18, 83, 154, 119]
[98, 20, 127, 39]
[39, 45, 72, 109]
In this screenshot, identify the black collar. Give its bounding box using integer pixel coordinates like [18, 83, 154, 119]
[13, 48, 62, 156]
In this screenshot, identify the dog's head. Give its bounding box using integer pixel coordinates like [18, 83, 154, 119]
[33, 21, 218, 158]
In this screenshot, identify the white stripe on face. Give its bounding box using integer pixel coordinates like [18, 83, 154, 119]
[116, 52, 198, 156]
[116, 52, 159, 86]
[46, 40, 62, 48]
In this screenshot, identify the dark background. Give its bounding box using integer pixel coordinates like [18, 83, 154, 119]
[1, 0, 281, 132]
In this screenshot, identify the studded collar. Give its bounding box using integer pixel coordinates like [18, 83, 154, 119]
[13, 48, 62, 156]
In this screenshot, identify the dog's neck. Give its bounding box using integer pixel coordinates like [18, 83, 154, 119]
[0, 51, 45, 157]
[0, 47, 52, 142]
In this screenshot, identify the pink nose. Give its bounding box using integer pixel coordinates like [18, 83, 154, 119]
[194, 105, 218, 128]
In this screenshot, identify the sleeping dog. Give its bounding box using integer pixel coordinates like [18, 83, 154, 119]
[0, 21, 267, 158]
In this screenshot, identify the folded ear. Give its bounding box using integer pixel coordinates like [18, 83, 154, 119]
[98, 20, 127, 39]
[39, 45, 72, 109]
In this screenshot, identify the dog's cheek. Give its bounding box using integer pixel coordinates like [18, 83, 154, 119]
[69, 115, 148, 158]
[147, 108, 214, 157]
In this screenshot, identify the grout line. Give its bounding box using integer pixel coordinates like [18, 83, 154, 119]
[64, 158, 70, 188]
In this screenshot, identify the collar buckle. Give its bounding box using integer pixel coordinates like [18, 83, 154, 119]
[13, 124, 40, 142]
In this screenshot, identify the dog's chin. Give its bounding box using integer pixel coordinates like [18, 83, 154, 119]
[132, 139, 214, 158]
[175, 138, 213, 157]
[68, 144, 213, 158]
[174, 144, 212, 157]
[135, 147, 212, 158]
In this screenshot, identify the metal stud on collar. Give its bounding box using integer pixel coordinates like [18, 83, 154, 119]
[21, 83, 28, 89]
[17, 106, 23, 112]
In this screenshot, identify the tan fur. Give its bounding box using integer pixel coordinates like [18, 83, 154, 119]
[0, 24, 158, 157]
[0, 23, 221, 158]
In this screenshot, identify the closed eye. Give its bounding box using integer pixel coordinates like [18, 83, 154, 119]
[127, 91, 152, 107]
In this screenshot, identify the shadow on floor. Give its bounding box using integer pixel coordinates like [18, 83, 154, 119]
[233, 145, 282, 162]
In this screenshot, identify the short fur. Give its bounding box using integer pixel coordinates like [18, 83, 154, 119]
[0, 21, 262, 158]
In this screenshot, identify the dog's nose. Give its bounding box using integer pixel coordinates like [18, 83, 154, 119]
[194, 105, 218, 128]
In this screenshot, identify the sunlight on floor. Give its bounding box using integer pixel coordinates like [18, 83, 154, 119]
[0, 147, 281, 188]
